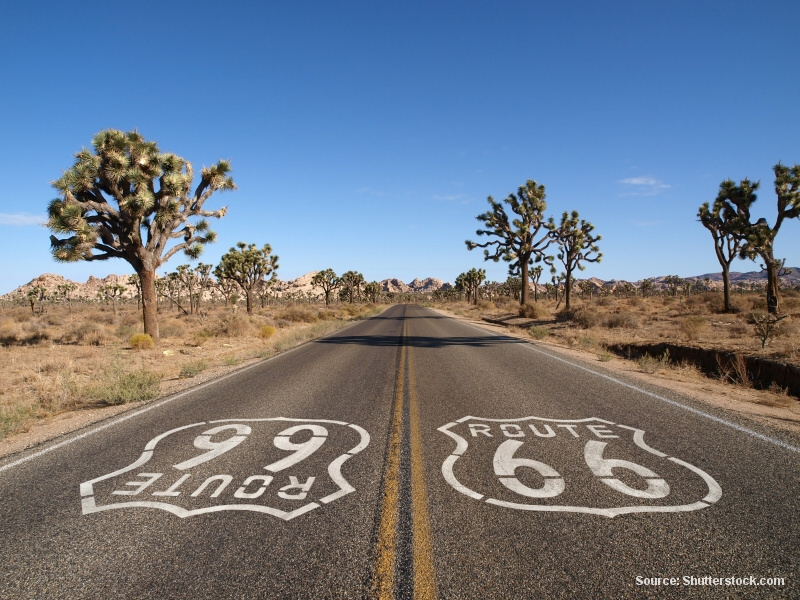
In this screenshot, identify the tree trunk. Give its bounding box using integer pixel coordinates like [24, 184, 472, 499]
[520, 261, 529, 305]
[765, 258, 779, 314]
[564, 270, 572, 311]
[139, 268, 159, 341]
[245, 289, 254, 314]
[721, 265, 731, 313]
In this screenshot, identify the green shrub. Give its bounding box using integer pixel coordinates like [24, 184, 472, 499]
[259, 325, 276, 339]
[528, 326, 549, 340]
[179, 360, 208, 378]
[87, 369, 162, 405]
[129, 333, 155, 349]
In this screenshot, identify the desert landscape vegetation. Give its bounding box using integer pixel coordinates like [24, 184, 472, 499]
[1, 128, 798, 448]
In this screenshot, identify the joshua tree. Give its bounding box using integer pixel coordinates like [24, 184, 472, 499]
[736, 164, 800, 314]
[312, 269, 342, 306]
[663, 275, 682, 297]
[549, 211, 601, 311]
[455, 268, 486, 305]
[47, 129, 233, 340]
[215, 242, 279, 314]
[193, 263, 213, 313]
[99, 283, 126, 316]
[340, 271, 365, 303]
[698, 179, 755, 312]
[363, 281, 382, 304]
[57, 282, 77, 313]
[531, 265, 543, 302]
[27, 286, 45, 315]
[466, 180, 553, 305]
[640, 279, 654, 297]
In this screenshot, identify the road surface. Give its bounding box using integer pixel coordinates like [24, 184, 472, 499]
[1, 304, 798, 598]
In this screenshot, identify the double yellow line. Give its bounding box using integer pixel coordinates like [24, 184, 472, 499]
[374, 314, 437, 599]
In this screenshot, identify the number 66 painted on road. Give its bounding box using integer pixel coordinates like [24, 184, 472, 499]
[494, 439, 670, 500]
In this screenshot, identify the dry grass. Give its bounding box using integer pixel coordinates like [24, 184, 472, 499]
[0, 301, 385, 439]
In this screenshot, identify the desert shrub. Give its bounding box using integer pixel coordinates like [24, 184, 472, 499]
[636, 350, 670, 374]
[477, 300, 495, 311]
[528, 326, 549, 340]
[0, 400, 38, 438]
[729, 321, 749, 336]
[159, 320, 187, 338]
[280, 306, 320, 323]
[0, 319, 22, 345]
[751, 297, 768, 311]
[67, 321, 101, 344]
[597, 350, 613, 362]
[274, 318, 291, 329]
[680, 315, 708, 341]
[121, 311, 141, 326]
[115, 324, 138, 340]
[337, 304, 361, 317]
[94, 310, 117, 325]
[129, 333, 155, 349]
[604, 311, 638, 329]
[557, 306, 599, 329]
[260, 325, 276, 339]
[317, 310, 336, 321]
[519, 302, 548, 319]
[626, 296, 641, 308]
[87, 368, 162, 405]
[45, 314, 62, 326]
[179, 360, 208, 378]
[216, 313, 251, 337]
[191, 330, 213, 347]
[596, 296, 613, 307]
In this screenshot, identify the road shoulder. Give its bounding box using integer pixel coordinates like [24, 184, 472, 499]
[426, 306, 800, 437]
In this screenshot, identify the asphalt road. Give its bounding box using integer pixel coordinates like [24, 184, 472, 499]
[1, 304, 798, 599]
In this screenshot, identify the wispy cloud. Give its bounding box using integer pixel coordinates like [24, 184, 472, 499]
[618, 177, 671, 196]
[0, 212, 45, 226]
[355, 187, 387, 196]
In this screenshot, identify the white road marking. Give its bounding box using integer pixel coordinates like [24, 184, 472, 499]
[80, 418, 371, 521]
[438, 418, 722, 517]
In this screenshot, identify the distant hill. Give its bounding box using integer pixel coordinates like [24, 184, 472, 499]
[2, 268, 796, 301]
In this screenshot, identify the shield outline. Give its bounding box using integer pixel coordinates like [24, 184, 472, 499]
[438, 416, 721, 518]
[80, 418, 370, 521]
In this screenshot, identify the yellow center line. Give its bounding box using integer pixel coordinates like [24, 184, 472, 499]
[408, 340, 438, 599]
[374, 310, 438, 599]
[373, 318, 405, 599]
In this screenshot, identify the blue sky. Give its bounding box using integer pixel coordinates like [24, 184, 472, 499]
[1, 1, 798, 294]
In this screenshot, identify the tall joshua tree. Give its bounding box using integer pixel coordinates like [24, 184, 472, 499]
[550, 211, 601, 312]
[215, 242, 279, 314]
[455, 268, 486, 305]
[466, 180, 552, 306]
[47, 129, 234, 340]
[697, 178, 755, 312]
[739, 164, 800, 314]
[312, 269, 342, 306]
[340, 271, 365, 303]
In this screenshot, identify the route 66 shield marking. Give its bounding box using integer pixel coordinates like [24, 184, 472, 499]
[80, 418, 370, 521]
[438, 416, 721, 518]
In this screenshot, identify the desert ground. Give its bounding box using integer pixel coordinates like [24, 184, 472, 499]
[1, 289, 799, 458]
